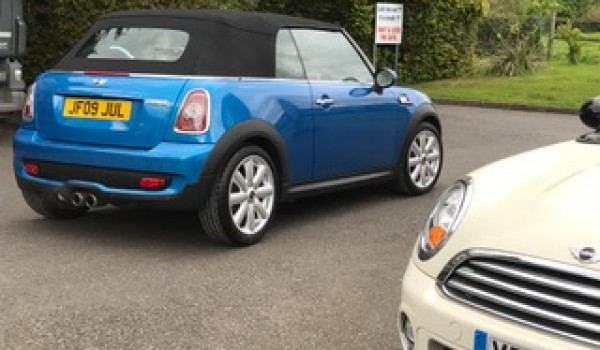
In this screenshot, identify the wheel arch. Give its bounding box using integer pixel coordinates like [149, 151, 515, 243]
[390, 102, 443, 195]
[408, 103, 442, 139]
[396, 103, 442, 167]
[201, 119, 289, 188]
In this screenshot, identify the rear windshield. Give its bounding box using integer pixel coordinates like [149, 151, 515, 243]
[76, 27, 190, 62]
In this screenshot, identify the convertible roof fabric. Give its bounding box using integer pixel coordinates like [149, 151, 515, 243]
[55, 9, 341, 78]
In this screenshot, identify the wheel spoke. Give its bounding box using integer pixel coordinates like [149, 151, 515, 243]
[410, 164, 421, 182]
[426, 152, 440, 162]
[253, 165, 268, 186]
[233, 171, 248, 192]
[425, 162, 437, 178]
[408, 156, 421, 167]
[254, 199, 269, 219]
[255, 186, 274, 199]
[246, 203, 256, 233]
[233, 201, 249, 226]
[419, 134, 427, 152]
[410, 142, 421, 157]
[229, 192, 247, 206]
[244, 160, 255, 187]
[420, 164, 428, 187]
[425, 137, 436, 152]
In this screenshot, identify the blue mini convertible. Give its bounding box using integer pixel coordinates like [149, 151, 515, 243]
[13, 10, 443, 245]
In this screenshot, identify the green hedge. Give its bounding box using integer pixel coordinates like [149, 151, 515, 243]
[396, 0, 485, 82]
[23, 0, 484, 84]
[259, 0, 486, 83]
[22, 0, 254, 82]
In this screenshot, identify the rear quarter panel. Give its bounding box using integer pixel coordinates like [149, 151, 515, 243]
[163, 78, 313, 184]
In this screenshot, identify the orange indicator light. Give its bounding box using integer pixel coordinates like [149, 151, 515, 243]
[428, 226, 447, 248]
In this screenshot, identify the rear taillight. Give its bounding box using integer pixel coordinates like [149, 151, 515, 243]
[23, 162, 39, 176]
[22, 83, 36, 122]
[175, 90, 210, 134]
[139, 177, 167, 190]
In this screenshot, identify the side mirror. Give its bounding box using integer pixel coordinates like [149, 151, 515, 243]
[374, 68, 398, 93]
[580, 97, 600, 130]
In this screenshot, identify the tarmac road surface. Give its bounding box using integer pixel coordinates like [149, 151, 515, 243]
[0, 105, 586, 349]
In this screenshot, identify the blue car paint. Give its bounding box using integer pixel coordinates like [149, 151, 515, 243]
[169, 78, 315, 183]
[310, 81, 410, 179]
[33, 72, 189, 149]
[14, 71, 431, 201]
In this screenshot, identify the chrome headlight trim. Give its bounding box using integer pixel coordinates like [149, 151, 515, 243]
[418, 177, 474, 261]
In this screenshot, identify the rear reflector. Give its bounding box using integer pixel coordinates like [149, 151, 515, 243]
[139, 177, 167, 190]
[175, 90, 209, 133]
[84, 70, 130, 76]
[24, 163, 39, 176]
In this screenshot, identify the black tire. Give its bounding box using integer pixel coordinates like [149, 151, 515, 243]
[22, 190, 89, 220]
[392, 122, 443, 196]
[199, 145, 279, 246]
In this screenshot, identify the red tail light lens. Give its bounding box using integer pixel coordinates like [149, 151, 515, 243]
[175, 90, 209, 133]
[139, 177, 167, 190]
[22, 83, 36, 122]
[24, 162, 39, 176]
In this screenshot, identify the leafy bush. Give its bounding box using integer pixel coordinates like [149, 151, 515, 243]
[559, 0, 596, 19]
[477, 17, 541, 55]
[259, 0, 486, 83]
[556, 21, 583, 64]
[490, 30, 541, 76]
[23, 0, 485, 84]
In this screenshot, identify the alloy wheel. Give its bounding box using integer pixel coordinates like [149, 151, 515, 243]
[228, 155, 275, 235]
[407, 129, 441, 189]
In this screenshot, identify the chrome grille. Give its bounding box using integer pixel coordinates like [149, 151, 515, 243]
[438, 250, 600, 347]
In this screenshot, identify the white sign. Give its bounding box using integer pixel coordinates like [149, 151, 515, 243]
[375, 3, 403, 45]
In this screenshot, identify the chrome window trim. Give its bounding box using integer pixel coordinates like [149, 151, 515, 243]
[47, 70, 312, 83]
[47, 70, 381, 85]
[437, 248, 600, 347]
[342, 28, 376, 76]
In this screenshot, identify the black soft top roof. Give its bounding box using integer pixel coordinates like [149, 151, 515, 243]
[55, 9, 342, 77]
[102, 9, 340, 34]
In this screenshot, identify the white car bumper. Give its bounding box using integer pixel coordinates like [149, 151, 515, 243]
[399, 259, 594, 350]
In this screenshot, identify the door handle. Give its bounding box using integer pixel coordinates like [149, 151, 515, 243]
[315, 98, 335, 106]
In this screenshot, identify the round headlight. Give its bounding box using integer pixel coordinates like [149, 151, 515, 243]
[418, 178, 472, 261]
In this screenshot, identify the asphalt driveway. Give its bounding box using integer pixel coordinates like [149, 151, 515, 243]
[0, 105, 587, 349]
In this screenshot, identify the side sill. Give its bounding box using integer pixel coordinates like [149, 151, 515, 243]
[283, 170, 395, 201]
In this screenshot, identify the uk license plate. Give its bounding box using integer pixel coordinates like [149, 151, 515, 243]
[474, 330, 526, 350]
[63, 98, 132, 121]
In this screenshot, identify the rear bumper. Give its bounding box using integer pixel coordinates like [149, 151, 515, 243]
[13, 129, 215, 209]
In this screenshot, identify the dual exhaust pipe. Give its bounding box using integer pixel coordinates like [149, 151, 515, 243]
[57, 191, 100, 208]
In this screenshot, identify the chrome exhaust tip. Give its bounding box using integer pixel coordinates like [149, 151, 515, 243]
[71, 192, 85, 207]
[85, 194, 99, 208]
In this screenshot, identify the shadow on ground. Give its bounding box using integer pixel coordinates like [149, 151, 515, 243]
[14, 185, 413, 250]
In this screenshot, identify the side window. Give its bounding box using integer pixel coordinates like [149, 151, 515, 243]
[275, 29, 306, 79]
[291, 29, 373, 83]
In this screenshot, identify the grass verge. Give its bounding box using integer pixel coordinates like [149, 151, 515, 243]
[411, 38, 600, 110]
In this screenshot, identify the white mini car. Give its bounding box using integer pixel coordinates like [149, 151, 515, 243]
[399, 98, 600, 350]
